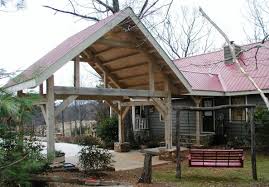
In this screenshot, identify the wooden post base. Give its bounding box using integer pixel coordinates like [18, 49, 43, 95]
[114, 142, 130, 152]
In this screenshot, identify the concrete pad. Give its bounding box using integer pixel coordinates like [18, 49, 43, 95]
[111, 150, 170, 171]
[41, 142, 170, 171]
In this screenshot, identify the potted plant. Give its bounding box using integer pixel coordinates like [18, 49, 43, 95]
[54, 150, 65, 163]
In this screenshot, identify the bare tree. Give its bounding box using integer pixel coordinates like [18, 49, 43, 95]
[44, 1, 214, 59]
[43, 0, 172, 22]
[244, 0, 269, 42]
[153, 6, 214, 59]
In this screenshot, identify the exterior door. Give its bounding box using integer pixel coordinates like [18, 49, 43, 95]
[202, 99, 214, 132]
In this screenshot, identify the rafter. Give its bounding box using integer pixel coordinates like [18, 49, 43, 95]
[83, 49, 122, 88]
[110, 62, 147, 74]
[102, 52, 142, 66]
[97, 38, 137, 48]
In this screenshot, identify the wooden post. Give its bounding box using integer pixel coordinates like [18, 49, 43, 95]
[138, 153, 152, 183]
[250, 107, 257, 180]
[74, 56, 80, 136]
[39, 83, 44, 96]
[118, 102, 125, 143]
[176, 110, 181, 179]
[74, 56, 80, 87]
[192, 97, 202, 145]
[148, 61, 155, 91]
[164, 78, 172, 149]
[46, 76, 55, 157]
[61, 111, 65, 136]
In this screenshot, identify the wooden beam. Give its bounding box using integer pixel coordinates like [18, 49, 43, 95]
[151, 99, 166, 117]
[102, 52, 142, 66]
[173, 104, 256, 111]
[95, 47, 114, 57]
[97, 38, 137, 48]
[148, 61, 155, 91]
[152, 98, 168, 112]
[84, 50, 122, 88]
[122, 106, 131, 120]
[55, 94, 123, 101]
[54, 86, 168, 98]
[40, 104, 48, 125]
[55, 95, 78, 116]
[121, 101, 154, 107]
[126, 81, 163, 89]
[105, 100, 120, 115]
[110, 62, 147, 74]
[104, 72, 108, 88]
[118, 73, 148, 81]
[46, 76, 55, 156]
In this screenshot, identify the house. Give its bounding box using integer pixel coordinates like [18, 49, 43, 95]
[133, 41, 269, 146]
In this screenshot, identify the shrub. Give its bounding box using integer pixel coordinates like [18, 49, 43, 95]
[96, 117, 118, 148]
[0, 90, 48, 186]
[254, 107, 269, 150]
[77, 135, 112, 172]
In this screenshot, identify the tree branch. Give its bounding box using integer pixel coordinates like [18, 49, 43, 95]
[95, 0, 115, 13]
[43, 5, 100, 21]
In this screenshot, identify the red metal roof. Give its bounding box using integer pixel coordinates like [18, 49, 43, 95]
[174, 41, 269, 93]
[4, 10, 124, 89]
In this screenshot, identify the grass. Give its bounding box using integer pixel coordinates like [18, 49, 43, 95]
[152, 152, 269, 187]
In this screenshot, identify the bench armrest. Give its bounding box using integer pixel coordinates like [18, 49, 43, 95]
[242, 156, 245, 160]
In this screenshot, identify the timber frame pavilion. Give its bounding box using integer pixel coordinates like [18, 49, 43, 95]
[4, 7, 192, 155]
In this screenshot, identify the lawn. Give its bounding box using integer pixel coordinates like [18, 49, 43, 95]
[152, 152, 269, 187]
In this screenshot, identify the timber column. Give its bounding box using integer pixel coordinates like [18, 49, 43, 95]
[192, 96, 202, 146]
[46, 76, 55, 156]
[114, 102, 130, 152]
[164, 79, 172, 149]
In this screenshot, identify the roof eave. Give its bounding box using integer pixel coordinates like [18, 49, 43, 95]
[3, 79, 36, 93]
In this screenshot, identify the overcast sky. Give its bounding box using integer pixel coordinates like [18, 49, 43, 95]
[0, 0, 250, 87]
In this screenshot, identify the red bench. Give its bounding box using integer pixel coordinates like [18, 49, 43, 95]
[188, 149, 244, 168]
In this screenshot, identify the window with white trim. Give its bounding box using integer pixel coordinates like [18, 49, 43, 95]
[134, 106, 149, 130]
[231, 96, 246, 121]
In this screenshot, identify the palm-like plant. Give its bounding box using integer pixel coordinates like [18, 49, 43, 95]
[0, 88, 47, 186]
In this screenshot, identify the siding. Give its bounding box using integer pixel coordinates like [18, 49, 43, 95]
[148, 97, 196, 139]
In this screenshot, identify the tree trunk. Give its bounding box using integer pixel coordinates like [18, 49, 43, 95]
[250, 107, 258, 180]
[138, 153, 152, 183]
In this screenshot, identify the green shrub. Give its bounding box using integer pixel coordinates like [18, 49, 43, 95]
[0, 90, 48, 186]
[96, 117, 118, 148]
[77, 135, 112, 172]
[254, 107, 269, 150]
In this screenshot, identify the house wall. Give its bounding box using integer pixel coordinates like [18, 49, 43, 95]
[145, 94, 266, 145]
[148, 97, 196, 140]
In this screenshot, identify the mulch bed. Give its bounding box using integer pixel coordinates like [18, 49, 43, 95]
[36, 163, 176, 187]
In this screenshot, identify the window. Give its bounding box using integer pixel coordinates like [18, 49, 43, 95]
[231, 96, 246, 121]
[134, 106, 149, 131]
